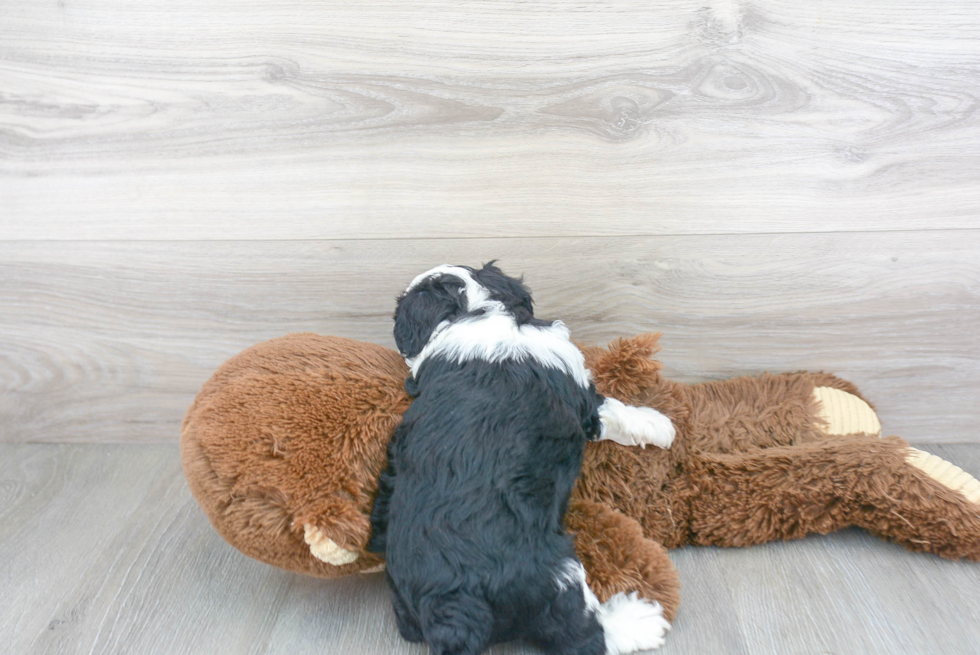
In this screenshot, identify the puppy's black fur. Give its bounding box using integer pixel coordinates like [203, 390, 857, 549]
[369, 263, 607, 655]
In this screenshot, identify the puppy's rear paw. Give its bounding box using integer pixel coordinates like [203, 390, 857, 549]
[597, 592, 671, 654]
[599, 399, 675, 449]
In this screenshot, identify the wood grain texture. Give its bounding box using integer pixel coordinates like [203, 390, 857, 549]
[2, 0, 979, 238]
[1, 443, 978, 654]
[2, 231, 978, 443]
[706, 446, 980, 655]
[3, 1, 979, 650]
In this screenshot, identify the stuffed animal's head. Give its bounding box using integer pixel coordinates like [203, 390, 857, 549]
[392, 262, 536, 361]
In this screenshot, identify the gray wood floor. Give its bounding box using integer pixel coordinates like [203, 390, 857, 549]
[2, 442, 979, 655]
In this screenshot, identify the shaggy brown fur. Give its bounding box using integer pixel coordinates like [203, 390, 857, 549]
[182, 334, 410, 576]
[181, 332, 980, 625]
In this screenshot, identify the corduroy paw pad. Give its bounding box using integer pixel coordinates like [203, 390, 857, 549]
[304, 525, 360, 565]
[812, 386, 882, 437]
[906, 448, 980, 505]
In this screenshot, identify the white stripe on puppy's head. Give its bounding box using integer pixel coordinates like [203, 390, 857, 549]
[405, 265, 503, 314]
[396, 263, 592, 388]
[395, 264, 503, 362]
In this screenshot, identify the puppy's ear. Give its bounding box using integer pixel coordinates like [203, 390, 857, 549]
[393, 276, 466, 359]
[474, 261, 534, 320]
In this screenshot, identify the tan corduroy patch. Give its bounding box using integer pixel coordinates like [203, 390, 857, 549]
[304, 524, 360, 565]
[906, 448, 980, 505]
[812, 386, 881, 436]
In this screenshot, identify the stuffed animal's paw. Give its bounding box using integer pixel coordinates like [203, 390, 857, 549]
[906, 448, 980, 505]
[303, 524, 360, 565]
[597, 592, 671, 653]
[812, 386, 881, 437]
[599, 398, 675, 449]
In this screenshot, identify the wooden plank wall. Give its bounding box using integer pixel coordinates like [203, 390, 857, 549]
[2, 0, 979, 443]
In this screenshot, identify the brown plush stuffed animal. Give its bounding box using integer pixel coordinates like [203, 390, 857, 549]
[181, 332, 980, 625]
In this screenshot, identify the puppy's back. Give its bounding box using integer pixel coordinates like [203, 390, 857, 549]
[382, 357, 597, 645]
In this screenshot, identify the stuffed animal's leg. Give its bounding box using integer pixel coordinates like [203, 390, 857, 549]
[684, 371, 881, 453]
[295, 494, 375, 568]
[683, 434, 980, 560]
[566, 498, 681, 622]
[584, 335, 877, 453]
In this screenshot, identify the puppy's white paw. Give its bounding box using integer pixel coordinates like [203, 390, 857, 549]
[599, 398, 675, 449]
[303, 524, 360, 565]
[597, 592, 671, 654]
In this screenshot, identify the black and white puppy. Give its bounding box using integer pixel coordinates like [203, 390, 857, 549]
[368, 263, 674, 655]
